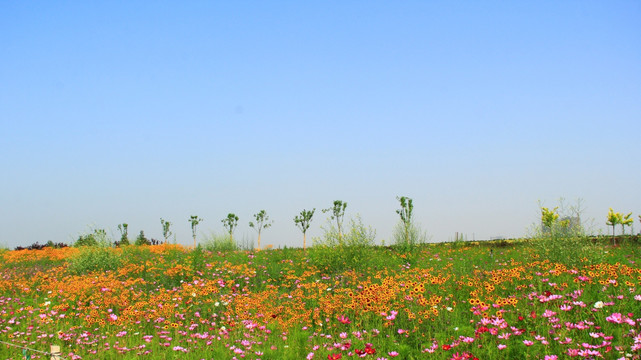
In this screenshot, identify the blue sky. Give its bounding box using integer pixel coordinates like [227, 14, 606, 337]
[1, 1, 640, 248]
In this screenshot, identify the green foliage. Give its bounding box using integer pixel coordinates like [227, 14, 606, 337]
[606, 208, 620, 237]
[160, 218, 173, 244]
[310, 214, 376, 274]
[540, 206, 560, 230]
[620, 212, 633, 235]
[74, 228, 112, 247]
[117, 223, 130, 246]
[249, 210, 273, 249]
[202, 232, 238, 252]
[605, 208, 634, 242]
[392, 196, 428, 251]
[221, 213, 239, 239]
[294, 208, 315, 250]
[68, 246, 122, 275]
[121, 245, 153, 265]
[134, 230, 151, 246]
[188, 215, 204, 245]
[293, 209, 315, 235]
[190, 244, 206, 270]
[396, 196, 413, 226]
[322, 200, 347, 238]
[392, 221, 428, 251]
[249, 210, 272, 232]
[531, 200, 596, 266]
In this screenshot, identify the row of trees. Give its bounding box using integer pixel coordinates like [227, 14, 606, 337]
[605, 208, 636, 239]
[109, 197, 421, 250]
[540, 205, 638, 239]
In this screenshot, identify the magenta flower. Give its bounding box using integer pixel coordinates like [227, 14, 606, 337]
[606, 313, 623, 324]
[337, 314, 351, 324]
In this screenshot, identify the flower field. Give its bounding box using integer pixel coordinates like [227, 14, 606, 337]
[1, 241, 640, 359]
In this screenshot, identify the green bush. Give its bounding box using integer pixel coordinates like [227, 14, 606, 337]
[391, 221, 429, 253]
[310, 215, 376, 274]
[529, 200, 601, 266]
[68, 247, 122, 275]
[74, 228, 112, 247]
[134, 231, 151, 246]
[202, 232, 238, 252]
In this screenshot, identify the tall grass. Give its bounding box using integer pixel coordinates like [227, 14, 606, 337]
[202, 231, 238, 252]
[68, 246, 123, 274]
[310, 215, 377, 274]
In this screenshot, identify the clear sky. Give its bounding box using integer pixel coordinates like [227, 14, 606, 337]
[1, 1, 640, 249]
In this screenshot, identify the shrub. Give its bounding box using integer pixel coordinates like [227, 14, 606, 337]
[310, 214, 376, 274]
[74, 228, 112, 247]
[134, 231, 151, 246]
[202, 232, 238, 252]
[68, 246, 122, 275]
[117, 223, 130, 246]
[392, 196, 429, 252]
[529, 199, 599, 266]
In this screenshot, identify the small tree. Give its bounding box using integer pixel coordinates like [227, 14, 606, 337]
[396, 196, 414, 245]
[540, 207, 559, 232]
[222, 213, 239, 243]
[294, 208, 315, 250]
[117, 223, 130, 246]
[160, 218, 173, 245]
[606, 208, 621, 243]
[620, 212, 633, 235]
[249, 210, 273, 251]
[322, 200, 347, 239]
[135, 230, 150, 246]
[188, 215, 203, 248]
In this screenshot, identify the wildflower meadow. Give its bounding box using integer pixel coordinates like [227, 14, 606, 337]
[1, 234, 640, 360]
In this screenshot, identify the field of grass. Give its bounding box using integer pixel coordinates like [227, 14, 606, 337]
[1, 238, 640, 359]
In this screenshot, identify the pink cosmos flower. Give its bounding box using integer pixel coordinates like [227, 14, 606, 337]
[542, 309, 557, 318]
[606, 313, 623, 324]
[386, 310, 398, 320]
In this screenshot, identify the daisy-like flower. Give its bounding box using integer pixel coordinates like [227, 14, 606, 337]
[605, 313, 623, 324]
[594, 301, 604, 309]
